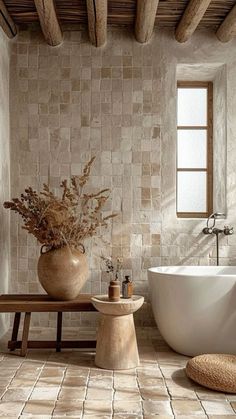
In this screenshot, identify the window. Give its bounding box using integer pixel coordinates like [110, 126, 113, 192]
[177, 81, 213, 218]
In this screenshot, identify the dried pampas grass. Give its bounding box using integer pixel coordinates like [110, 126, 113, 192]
[4, 157, 117, 250]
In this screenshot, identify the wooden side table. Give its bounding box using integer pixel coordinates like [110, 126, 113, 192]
[0, 294, 97, 356]
[91, 295, 144, 370]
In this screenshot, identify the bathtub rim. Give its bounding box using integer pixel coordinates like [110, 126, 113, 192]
[148, 266, 236, 277]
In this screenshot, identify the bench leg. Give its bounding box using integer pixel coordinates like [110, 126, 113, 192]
[20, 312, 31, 357]
[56, 312, 62, 352]
[10, 312, 21, 351]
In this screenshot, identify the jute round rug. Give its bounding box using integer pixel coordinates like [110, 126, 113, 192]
[186, 354, 236, 393]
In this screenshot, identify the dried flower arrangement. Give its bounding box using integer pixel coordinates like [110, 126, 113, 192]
[4, 157, 117, 251]
[101, 256, 123, 280]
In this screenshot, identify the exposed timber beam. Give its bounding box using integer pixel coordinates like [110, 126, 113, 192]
[216, 4, 236, 42]
[0, 0, 17, 39]
[86, 0, 107, 47]
[135, 0, 159, 43]
[34, 0, 62, 46]
[175, 0, 212, 43]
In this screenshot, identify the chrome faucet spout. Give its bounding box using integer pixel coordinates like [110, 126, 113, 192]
[202, 212, 232, 266]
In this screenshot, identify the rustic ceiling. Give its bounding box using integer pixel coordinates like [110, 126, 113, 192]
[4, 0, 236, 30]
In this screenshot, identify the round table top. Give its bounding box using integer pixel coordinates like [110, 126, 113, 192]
[91, 295, 144, 316]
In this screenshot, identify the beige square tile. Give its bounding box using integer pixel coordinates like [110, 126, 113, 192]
[23, 400, 55, 415]
[86, 387, 113, 400]
[113, 401, 142, 415]
[2, 387, 32, 401]
[0, 401, 25, 416]
[231, 401, 236, 411]
[137, 377, 165, 387]
[196, 388, 228, 401]
[140, 386, 169, 400]
[144, 416, 174, 419]
[36, 376, 63, 386]
[114, 387, 141, 401]
[201, 401, 235, 415]
[53, 400, 83, 416]
[142, 400, 173, 415]
[171, 400, 205, 415]
[9, 378, 37, 387]
[114, 374, 137, 388]
[63, 376, 87, 387]
[167, 384, 197, 400]
[58, 386, 86, 400]
[83, 400, 112, 415]
[30, 386, 60, 400]
[88, 376, 113, 388]
[209, 416, 236, 419]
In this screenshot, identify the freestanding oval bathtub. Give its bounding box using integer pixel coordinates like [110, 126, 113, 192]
[148, 266, 236, 356]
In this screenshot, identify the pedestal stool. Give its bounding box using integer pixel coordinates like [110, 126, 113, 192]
[91, 295, 144, 370]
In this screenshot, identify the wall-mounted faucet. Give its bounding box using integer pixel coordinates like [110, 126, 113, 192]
[202, 212, 234, 265]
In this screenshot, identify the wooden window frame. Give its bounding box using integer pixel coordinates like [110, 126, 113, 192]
[177, 81, 213, 218]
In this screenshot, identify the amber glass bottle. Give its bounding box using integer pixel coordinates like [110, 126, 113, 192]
[122, 275, 133, 298]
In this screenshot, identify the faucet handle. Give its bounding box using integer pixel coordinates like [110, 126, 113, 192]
[224, 226, 234, 235]
[202, 227, 213, 234]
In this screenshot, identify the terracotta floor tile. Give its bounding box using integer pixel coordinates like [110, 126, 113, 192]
[201, 400, 235, 415]
[171, 400, 204, 415]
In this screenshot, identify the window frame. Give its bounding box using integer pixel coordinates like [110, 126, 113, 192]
[176, 81, 213, 218]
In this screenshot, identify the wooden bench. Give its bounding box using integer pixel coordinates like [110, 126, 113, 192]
[0, 294, 97, 356]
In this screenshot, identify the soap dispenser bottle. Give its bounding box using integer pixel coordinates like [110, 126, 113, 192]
[122, 275, 133, 299]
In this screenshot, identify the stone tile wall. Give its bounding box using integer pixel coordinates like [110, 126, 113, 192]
[0, 28, 10, 337]
[8, 28, 236, 327]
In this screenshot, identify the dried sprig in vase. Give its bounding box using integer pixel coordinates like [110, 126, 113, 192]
[101, 256, 123, 301]
[4, 157, 117, 300]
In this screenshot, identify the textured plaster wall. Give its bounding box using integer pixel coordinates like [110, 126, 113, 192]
[9, 28, 236, 328]
[0, 29, 10, 337]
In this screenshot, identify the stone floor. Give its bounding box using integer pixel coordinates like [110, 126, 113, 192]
[0, 327, 235, 418]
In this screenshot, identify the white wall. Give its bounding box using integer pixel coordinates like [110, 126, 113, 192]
[0, 28, 10, 338]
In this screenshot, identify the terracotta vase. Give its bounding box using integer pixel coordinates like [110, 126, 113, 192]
[37, 245, 89, 300]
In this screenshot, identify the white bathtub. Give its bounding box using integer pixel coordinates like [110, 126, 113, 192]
[148, 266, 236, 356]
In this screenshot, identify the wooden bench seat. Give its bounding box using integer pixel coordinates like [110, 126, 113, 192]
[0, 294, 97, 356]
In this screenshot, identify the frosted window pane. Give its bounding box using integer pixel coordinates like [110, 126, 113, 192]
[177, 130, 207, 168]
[177, 88, 207, 126]
[177, 171, 207, 213]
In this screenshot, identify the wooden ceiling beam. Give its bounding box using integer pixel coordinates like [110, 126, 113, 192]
[175, 0, 212, 43]
[34, 0, 62, 46]
[0, 0, 17, 39]
[86, 0, 107, 47]
[135, 0, 159, 43]
[216, 4, 236, 42]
